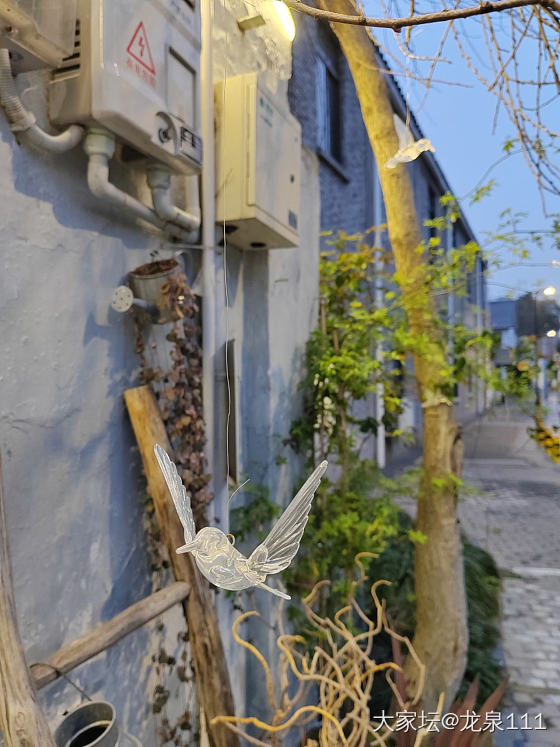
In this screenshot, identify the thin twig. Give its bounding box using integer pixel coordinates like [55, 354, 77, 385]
[285, 0, 560, 31]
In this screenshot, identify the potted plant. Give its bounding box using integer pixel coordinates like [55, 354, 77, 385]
[128, 257, 182, 325]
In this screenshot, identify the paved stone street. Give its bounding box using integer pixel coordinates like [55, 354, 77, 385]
[394, 406, 560, 744]
[463, 408, 560, 746]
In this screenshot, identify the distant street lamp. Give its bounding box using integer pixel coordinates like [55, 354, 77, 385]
[547, 330, 557, 338]
[543, 285, 557, 296]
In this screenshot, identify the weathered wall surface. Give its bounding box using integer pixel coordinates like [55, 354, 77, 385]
[0, 72, 183, 741]
[0, 5, 321, 744]
[224, 147, 320, 729]
[211, 0, 321, 727]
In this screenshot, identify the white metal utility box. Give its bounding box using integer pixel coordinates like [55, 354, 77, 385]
[214, 73, 301, 250]
[49, 0, 202, 174]
[0, 0, 78, 70]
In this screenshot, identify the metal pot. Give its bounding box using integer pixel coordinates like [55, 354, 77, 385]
[128, 258, 181, 325]
[54, 701, 142, 747]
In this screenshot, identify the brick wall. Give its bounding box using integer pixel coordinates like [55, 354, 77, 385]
[289, 14, 375, 246]
[288, 16, 489, 456]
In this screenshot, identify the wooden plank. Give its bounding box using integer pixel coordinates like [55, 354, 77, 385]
[30, 582, 190, 690]
[0, 456, 56, 746]
[124, 385, 238, 747]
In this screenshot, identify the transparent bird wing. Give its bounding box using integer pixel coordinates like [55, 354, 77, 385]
[154, 444, 196, 542]
[248, 460, 328, 576]
[386, 115, 434, 168]
[393, 114, 414, 149]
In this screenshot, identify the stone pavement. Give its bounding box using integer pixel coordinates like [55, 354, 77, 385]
[394, 404, 560, 745]
[462, 407, 560, 746]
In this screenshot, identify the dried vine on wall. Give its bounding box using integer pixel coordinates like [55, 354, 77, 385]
[134, 269, 212, 524]
[142, 491, 198, 745]
[132, 265, 211, 743]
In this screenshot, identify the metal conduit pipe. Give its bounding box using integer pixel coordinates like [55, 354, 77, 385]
[200, 0, 217, 504]
[83, 129, 192, 242]
[0, 48, 84, 152]
[147, 165, 201, 239]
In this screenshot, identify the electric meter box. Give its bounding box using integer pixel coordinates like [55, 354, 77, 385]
[0, 0, 78, 70]
[49, 0, 202, 175]
[215, 73, 301, 250]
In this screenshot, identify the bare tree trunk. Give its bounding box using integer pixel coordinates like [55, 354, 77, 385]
[414, 406, 467, 708]
[316, 0, 468, 708]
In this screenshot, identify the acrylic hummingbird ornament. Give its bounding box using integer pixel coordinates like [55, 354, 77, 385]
[385, 113, 435, 169]
[154, 444, 328, 600]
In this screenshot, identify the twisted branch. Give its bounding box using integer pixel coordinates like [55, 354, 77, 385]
[285, 0, 560, 31]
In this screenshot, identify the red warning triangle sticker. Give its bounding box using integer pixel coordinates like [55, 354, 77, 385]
[126, 21, 156, 75]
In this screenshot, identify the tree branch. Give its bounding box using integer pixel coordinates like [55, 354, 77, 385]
[285, 0, 560, 32]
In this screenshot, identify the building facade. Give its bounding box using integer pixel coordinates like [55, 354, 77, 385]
[0, 1, 487, 742]
[289, 12, 488, 449]
[0, 0, 321, 739]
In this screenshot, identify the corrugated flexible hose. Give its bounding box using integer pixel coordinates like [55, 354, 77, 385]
[0, 48, 83, 152]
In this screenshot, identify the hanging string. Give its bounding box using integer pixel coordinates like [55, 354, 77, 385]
[34, 662, 93, 702]
[221, 28, 233, 510]
[404, 30, 412, 128]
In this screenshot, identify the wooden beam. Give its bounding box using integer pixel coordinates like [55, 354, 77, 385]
[30, 582, 190, 690]
[124, 385, 238, 747]
[0, 456, 56, 746]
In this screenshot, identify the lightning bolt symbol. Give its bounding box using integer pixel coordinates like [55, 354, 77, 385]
[138, 36, 145, 57]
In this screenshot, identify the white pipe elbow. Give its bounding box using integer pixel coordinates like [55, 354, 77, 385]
[25, 123, 84, 153]
[84, 129, 150, 218]
[0, 48, 84, 152]
[147, 166, 201, 236]
[83, 129, 191, 241]
[86, 151, 158, 227]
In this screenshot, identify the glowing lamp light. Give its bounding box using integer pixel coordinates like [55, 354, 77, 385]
[543, 285, 557, 296]
[546, 329, 557, 338]
[271, 1, 296, 41]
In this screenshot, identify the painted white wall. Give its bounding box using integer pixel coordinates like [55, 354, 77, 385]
[0, 3, 320, 742]
[0, 70, 184, 739]
[210, 2, 321, 727]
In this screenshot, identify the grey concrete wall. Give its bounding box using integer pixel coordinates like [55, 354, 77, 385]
[0, 74, 185, 741]
[0, 5, 320, 740]
[216, 131, 320, 739]
[208, 0, 322, 728]
[224, 146, 320, 726]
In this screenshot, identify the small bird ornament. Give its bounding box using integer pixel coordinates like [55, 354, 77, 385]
[386, 113, 435, 169]
[154, 444, 328, 600]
